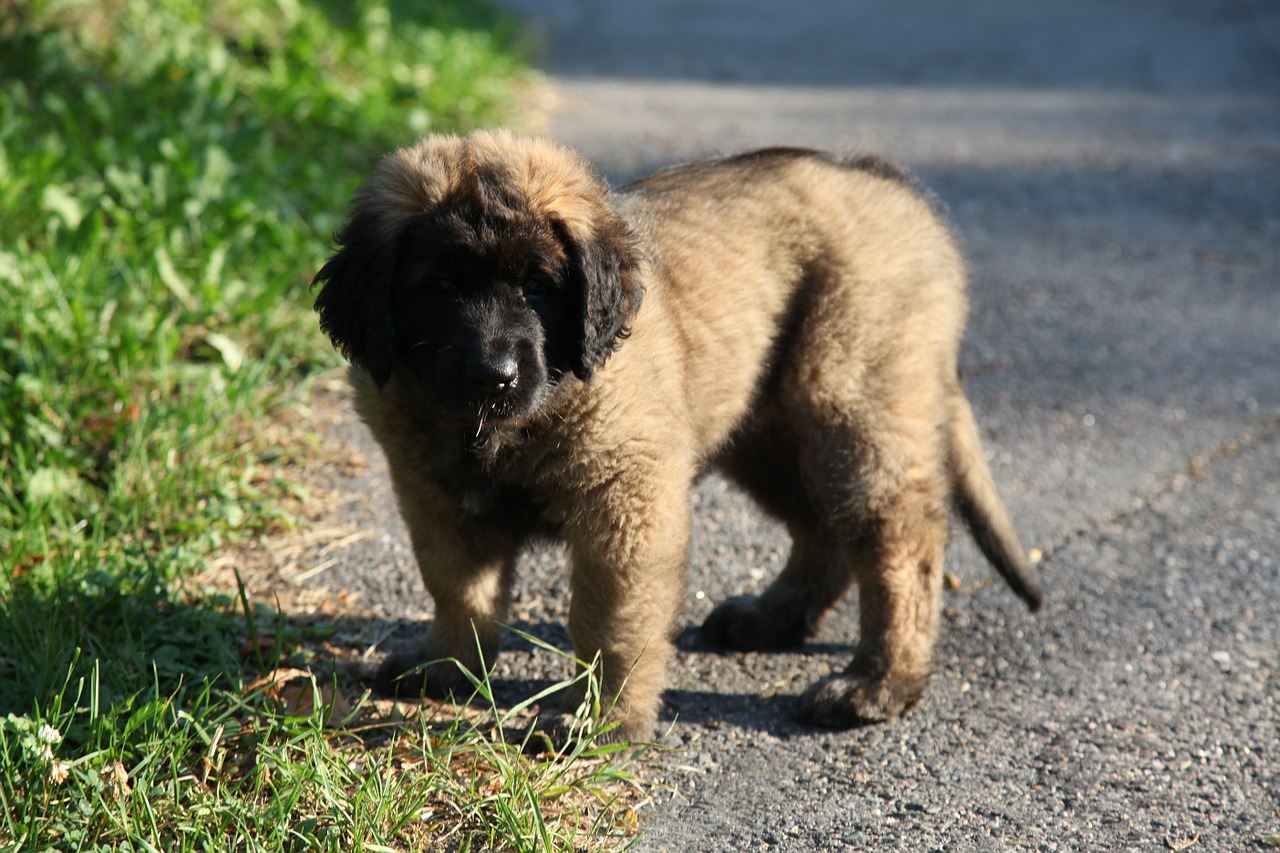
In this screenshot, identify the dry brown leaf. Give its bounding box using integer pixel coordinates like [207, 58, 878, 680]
[244, 668, 355, 727]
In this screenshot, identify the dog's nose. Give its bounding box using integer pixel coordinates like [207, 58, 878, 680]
[468, 356, 519, 393]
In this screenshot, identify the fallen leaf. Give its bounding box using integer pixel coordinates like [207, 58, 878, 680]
[244, 668, 354, 727]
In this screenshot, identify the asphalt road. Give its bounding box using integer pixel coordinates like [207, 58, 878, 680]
[310, 1, 1279, 849]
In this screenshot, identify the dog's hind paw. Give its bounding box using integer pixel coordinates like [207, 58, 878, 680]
[701, 594, 810, 650]
[797, 668, 927, 728]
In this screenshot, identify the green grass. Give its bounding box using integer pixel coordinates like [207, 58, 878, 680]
[0, 623, 643, 851]
[0, 1, 642, 849]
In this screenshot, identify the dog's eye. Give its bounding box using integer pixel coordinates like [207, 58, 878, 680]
[523, 274, 554, 296]
[432, 275, 457, 293]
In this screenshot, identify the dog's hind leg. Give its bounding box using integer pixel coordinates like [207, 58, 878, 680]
[703, 411, 859, 650]
[797, 415, 952, 727]
[701, 525, 852, 650]
[711, 396, 952, 725]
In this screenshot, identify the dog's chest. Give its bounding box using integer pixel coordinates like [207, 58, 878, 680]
[456, 480, 552, 534]
[436, 435, 562, 537]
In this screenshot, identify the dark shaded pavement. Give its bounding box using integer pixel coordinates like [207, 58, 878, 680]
[311, 2, 1279, 848]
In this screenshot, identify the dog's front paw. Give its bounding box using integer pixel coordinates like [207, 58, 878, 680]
[374, 653, 476, 700]
[519, 710, 641, 756]
[701, 595, 808, 650]
[797, 667, 927, 728]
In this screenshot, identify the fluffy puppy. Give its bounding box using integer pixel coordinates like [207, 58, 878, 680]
[313, 130, 1042, 742]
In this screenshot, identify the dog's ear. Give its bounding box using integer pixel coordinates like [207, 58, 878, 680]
[312, 213, 401, 388]
[557, 215, 643, 382]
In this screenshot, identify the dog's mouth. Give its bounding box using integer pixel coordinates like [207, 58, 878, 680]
[472, 396, 520, 435]
[462, 392, 547, 458]
[461, 375, 553, 444]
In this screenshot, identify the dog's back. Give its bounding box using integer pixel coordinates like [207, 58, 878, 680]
[614, 148, 969, 462]
[617, 147, 1040, 613]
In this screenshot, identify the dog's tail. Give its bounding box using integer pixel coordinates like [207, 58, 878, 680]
[947, 390, 1043, 611]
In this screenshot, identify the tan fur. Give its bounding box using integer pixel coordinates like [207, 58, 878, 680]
[315, 131, 1041, 742]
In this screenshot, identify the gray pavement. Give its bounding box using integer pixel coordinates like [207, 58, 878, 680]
[311, 1, 1279, 849]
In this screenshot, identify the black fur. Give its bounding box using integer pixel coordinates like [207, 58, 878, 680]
[552, 219, 643, 382]
[315, 170, 643, 411]
[313, 215, 401, 387]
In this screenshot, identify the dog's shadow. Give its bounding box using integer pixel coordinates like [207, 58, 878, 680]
[368, 619, 853, 738]
[663, 625, 855, 736]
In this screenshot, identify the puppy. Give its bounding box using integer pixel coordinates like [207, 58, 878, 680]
[313, 130, 1042, 742]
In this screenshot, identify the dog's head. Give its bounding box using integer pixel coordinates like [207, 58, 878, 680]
[313, 130, 642, 423]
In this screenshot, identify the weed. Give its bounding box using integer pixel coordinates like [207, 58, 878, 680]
[1, 1, 640, 849]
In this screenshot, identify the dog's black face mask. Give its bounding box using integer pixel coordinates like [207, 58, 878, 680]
[392, 229, 574, 426]
[313, 155, 644, 430]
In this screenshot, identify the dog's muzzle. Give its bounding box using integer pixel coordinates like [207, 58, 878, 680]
[467, 353, 520, 396]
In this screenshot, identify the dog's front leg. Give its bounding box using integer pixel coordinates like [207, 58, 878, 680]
[554, 460, 693, 744]
[377, 482, 518, 700]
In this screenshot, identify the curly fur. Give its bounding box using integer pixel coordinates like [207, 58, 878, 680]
[313, 130, 1041, 742]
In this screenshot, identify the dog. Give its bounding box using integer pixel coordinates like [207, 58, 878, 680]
[313, 130, 1042, 743]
